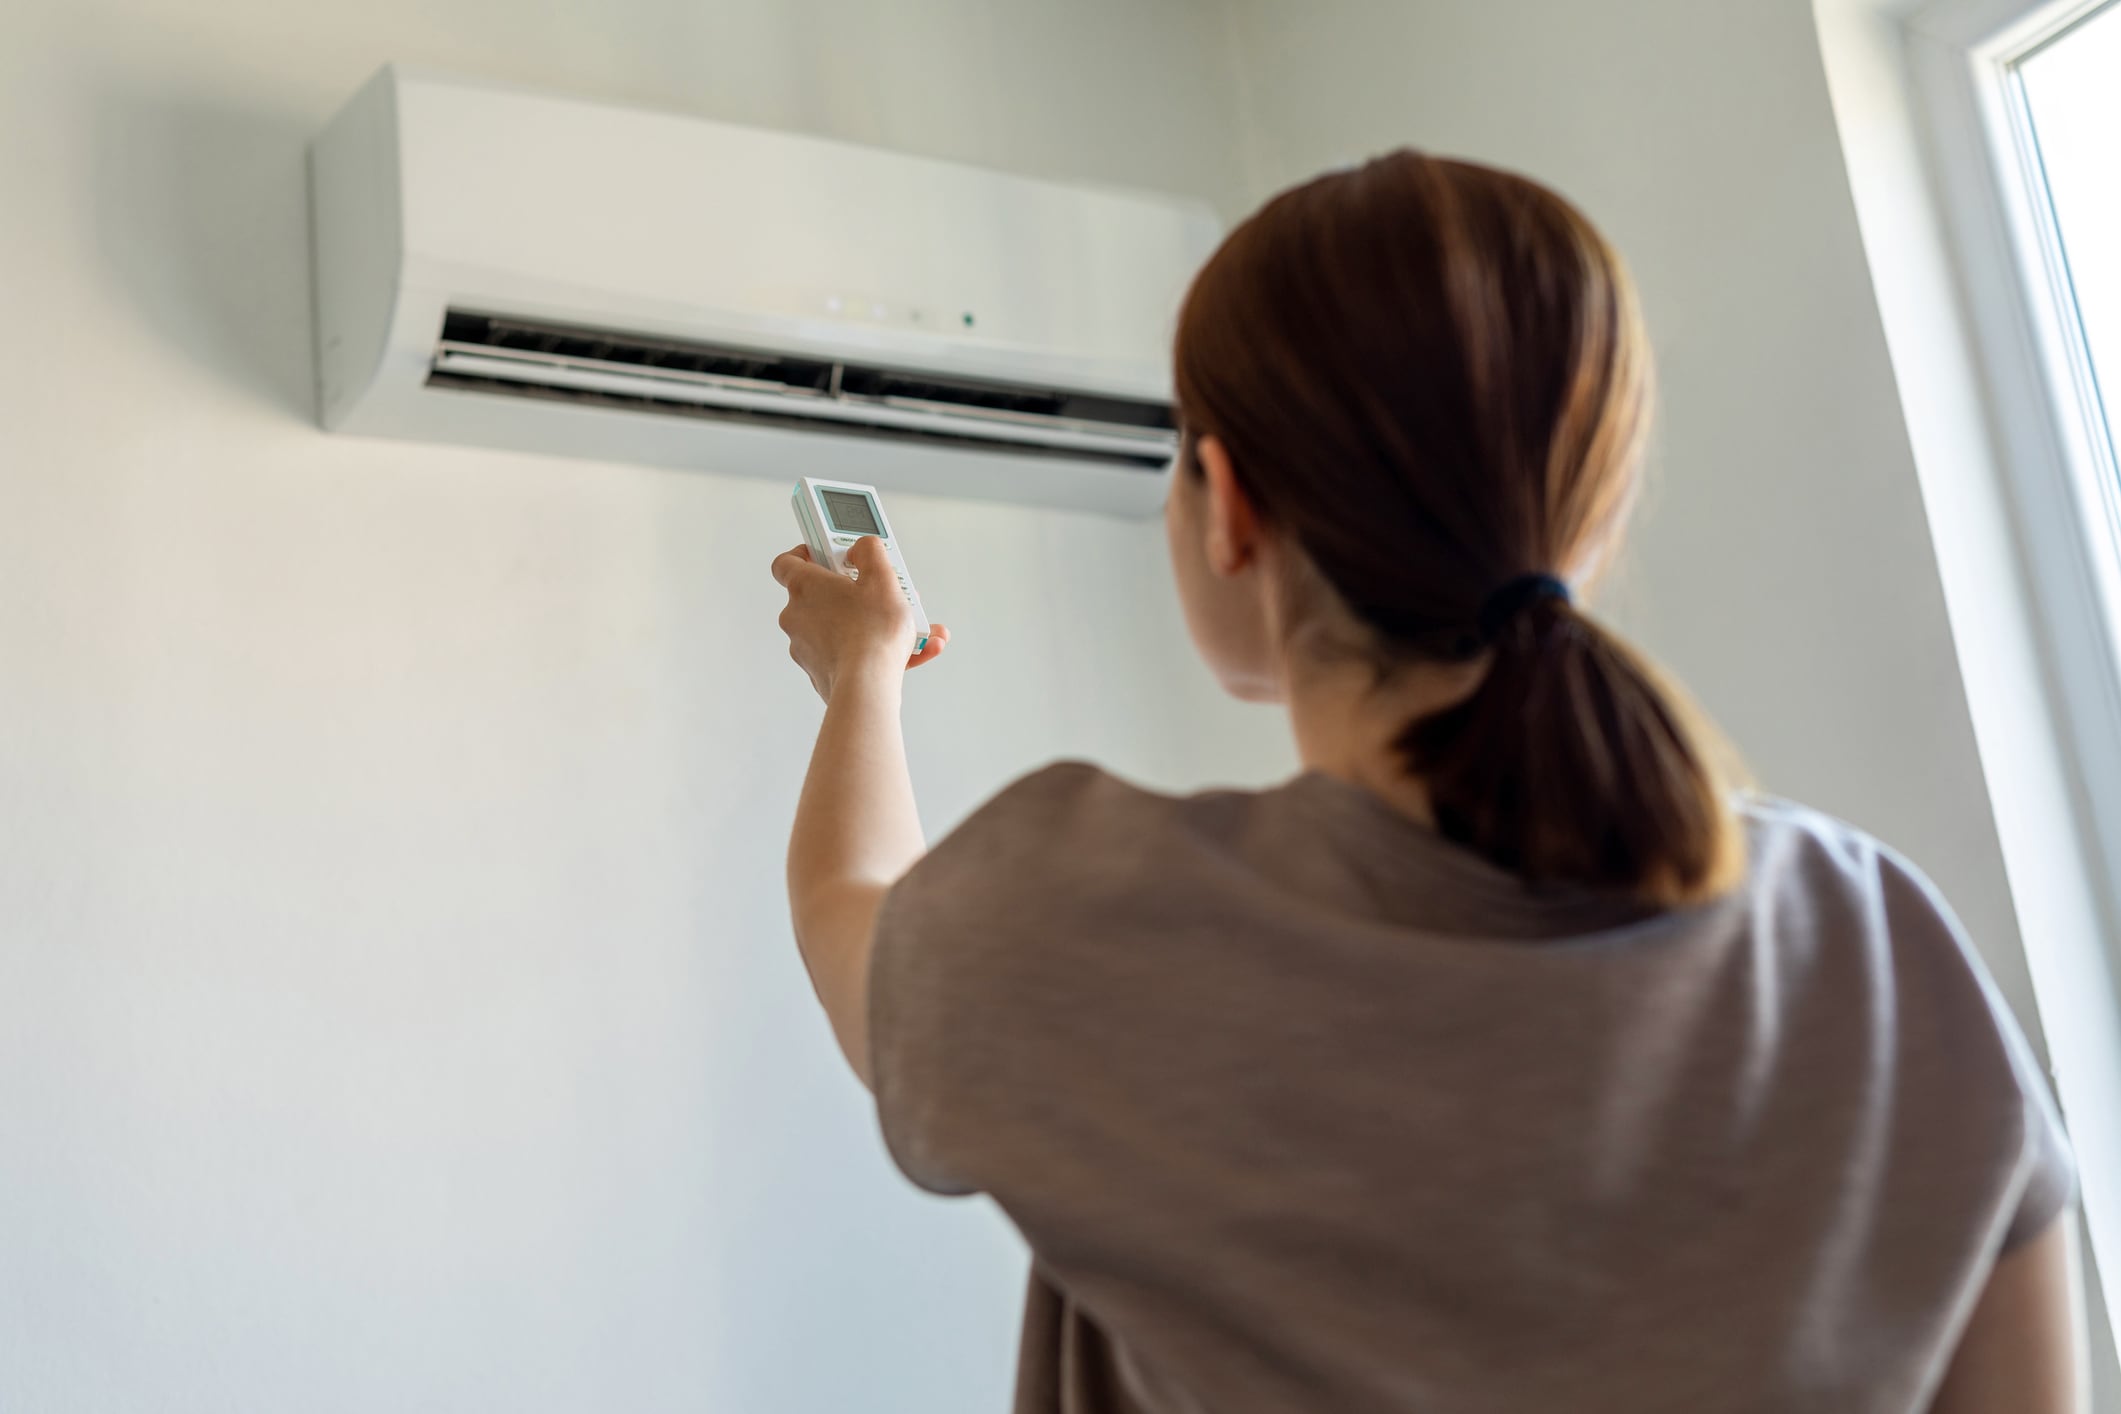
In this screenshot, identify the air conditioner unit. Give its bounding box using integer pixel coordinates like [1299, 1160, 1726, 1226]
[308, 68, 1221, 516]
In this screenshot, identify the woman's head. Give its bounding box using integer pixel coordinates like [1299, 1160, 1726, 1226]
[1167, 151, 1741, 906]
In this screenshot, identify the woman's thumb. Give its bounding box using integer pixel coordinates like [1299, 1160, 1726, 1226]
[847, 536, 892, 577]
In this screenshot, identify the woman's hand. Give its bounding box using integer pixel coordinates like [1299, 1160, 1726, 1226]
[771, 538, 948, 701]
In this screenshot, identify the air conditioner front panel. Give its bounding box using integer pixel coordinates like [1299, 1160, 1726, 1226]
[394, 70, 1211, 396]
[312, 67, 1219, 516]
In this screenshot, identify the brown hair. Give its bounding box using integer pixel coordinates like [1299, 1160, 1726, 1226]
[1174, 152, 1742, 906]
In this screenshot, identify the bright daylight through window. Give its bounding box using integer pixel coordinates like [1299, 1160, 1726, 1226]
[2016, 1, 2121, 517]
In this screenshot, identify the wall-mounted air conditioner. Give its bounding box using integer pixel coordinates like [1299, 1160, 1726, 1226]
[308, 67, 1221, 516]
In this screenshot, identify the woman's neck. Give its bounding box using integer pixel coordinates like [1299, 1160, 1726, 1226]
[1283, 654, 1485, 827]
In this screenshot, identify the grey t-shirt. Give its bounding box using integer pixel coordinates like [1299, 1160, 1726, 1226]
[870, 764, 2075, 1413]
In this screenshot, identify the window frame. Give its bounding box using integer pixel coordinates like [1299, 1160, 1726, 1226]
[1909, 0, 2121, 932]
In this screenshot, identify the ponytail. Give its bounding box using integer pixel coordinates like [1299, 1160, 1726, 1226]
[1400, 596, 1742, 906]
[1175, 150, 1745, 906]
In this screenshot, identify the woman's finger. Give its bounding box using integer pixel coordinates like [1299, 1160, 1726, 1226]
[771, 544, 828, 587]
[906, 624, 950, 671]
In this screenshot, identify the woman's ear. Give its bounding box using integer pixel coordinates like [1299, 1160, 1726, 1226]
[1195, 435, 1264, 578]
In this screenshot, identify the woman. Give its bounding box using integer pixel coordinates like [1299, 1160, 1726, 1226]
[769, 153, 2083, 1412]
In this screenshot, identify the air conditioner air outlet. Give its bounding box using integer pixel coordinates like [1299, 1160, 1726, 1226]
[428, 308, 1180, 467]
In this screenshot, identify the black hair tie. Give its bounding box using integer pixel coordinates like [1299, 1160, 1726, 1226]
[1477, 573, 1572, 643]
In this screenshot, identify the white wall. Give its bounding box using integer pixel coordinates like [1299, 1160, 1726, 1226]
[0, 1, 1287, 1409]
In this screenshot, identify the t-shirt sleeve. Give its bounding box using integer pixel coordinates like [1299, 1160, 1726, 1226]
[1962, 956, 2076, 1251]
[1876, 842, 2077, 1251]
[1991, 978, 2077, 1248]
[2005, 1062, 2077, 1248]
[867, 762, 1113, 1197]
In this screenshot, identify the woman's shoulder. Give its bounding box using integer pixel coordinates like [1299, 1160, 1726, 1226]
[1728, 794, 2002, 993]
[1737, 793, 1900, 871]
[1733, 795, 2075, 1245]
[1734, 795, 1977, 940]
[884, 762, 1287, 959]
[1730, 795, 2046, 1087]
[976, 759, 1248, 813]
[930, 761, 1262, 868]
[977, 759, 1149, 818]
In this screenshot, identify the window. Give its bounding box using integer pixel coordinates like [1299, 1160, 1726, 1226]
[1905, 0, 2121, 927]
[2015, 3, 2121, 519]
[1963, 0, 2121, 946]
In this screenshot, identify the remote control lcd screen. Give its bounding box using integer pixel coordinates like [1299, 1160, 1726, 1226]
[821, 490, 883, 537]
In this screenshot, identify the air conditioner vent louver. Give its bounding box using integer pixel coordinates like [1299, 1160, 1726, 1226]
[428, 310, 1178, 471]
[439, 311, 836, 394]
